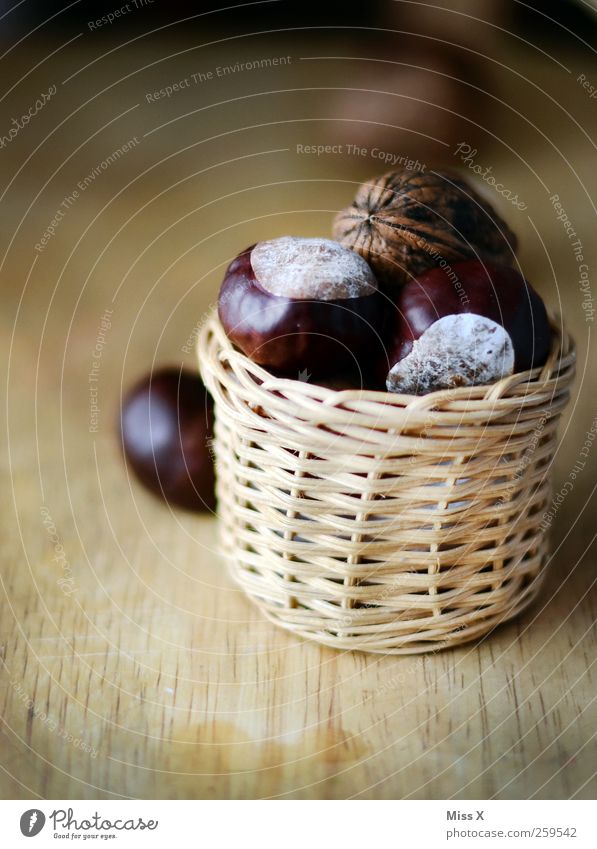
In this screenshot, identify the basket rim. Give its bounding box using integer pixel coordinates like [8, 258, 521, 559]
[198, 309, 575, 413]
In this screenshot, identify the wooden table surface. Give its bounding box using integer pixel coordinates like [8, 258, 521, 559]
[1, 30, 597, 799]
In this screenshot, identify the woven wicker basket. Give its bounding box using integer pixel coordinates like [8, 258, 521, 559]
[198, 312, 575, 654]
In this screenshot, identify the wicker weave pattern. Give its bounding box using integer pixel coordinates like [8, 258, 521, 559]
[198, 314, 575, 654]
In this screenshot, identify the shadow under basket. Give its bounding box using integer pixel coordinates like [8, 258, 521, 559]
[198, 313, 575, 655]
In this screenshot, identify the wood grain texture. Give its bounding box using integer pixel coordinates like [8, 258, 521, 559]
[1, 34, 596, 799]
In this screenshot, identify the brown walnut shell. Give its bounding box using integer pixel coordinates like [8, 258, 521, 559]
[332, 168, 518, 292]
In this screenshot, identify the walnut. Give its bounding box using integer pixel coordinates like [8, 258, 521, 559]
[332, 168, 517, 292]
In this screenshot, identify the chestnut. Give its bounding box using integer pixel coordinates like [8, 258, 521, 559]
[218, 236, 387, 381]
[119, 367, 216, 511]
[385, 260, 551, 394]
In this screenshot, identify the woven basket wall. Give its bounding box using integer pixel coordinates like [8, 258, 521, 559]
[198, 313, 575, 655]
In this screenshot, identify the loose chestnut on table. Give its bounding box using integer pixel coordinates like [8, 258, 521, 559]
[218, 236, 388, 384]
[384, 260, 552, 395]
[119, 367, 216, 512]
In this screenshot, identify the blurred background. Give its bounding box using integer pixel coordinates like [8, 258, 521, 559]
[1, 1, 597, 800]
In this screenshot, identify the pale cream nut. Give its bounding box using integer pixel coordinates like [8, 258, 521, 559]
[250, 236, 377, 300]
[387, 313, 515, 395]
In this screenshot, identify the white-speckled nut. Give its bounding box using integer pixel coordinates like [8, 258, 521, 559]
[250, 236, 377, 300]
[387, 313, 515, 395]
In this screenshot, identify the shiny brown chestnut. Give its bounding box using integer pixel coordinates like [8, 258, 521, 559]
[385, 260, 551, 394]
[218, 237, 387, 381]
[119, 367, 216, 512]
